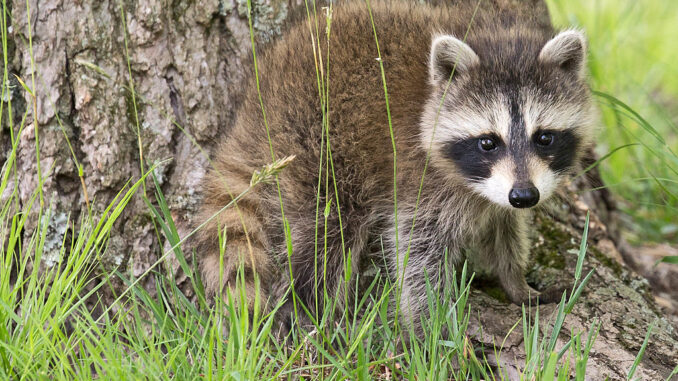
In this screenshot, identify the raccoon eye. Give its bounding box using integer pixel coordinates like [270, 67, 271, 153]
[536, 132, 554, 146]
[478, 137, 498, 152]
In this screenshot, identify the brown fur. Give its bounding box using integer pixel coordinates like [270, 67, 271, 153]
[194, 0, 593, 332]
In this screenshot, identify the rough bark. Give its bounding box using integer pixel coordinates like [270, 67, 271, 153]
[3, 0, 677, 379]
[5, 0, 288, 291]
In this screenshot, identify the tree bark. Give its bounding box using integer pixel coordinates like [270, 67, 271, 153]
[6, 0, 283, 291]
[4, 0, 677, 379]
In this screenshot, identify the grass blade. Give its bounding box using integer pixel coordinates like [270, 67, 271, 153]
[627, 320, 655, 380]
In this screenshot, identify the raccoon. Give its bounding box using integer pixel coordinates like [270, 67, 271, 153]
[194, 0, 595, 331]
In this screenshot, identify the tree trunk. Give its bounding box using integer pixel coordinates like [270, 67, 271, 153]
[6, 0, 281, 291]
[4, 0, 677, 379]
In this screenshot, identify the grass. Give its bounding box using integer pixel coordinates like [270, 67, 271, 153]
[1, 0, 676, 379]
[0, 182, 600, 379]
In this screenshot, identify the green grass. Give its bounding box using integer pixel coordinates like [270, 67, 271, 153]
[1, 0, 676, 379]
[0, 180, 599, 379]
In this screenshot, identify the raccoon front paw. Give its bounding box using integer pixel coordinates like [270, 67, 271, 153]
[538, 283, 570, 304]
[273, 297, 317, 344]
[506, 284, 541, 305]
[273, 297, 297, 342]
[507, 283, 568, 305]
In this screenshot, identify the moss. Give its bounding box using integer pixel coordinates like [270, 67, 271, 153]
[473, 274, 509, 303]
[530, 214, 569, 270]
[588, 244, 624, 278]
[480, 286, 510, 303]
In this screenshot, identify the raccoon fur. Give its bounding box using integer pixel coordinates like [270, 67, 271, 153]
[194, 0, 595, 332]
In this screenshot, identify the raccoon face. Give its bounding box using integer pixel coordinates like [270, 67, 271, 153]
[421, 30, 595, 209]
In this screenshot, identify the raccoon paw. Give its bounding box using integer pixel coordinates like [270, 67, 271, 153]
[538, 283, 570, 304]
[505, 283, 541, 305]
[513, 284, 569, 305]
[273, 298, 297, 342]
[272, 297, 317, 345]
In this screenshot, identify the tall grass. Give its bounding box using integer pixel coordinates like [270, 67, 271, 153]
[0, 0, 673, 379]
[0, 168, 605, 379]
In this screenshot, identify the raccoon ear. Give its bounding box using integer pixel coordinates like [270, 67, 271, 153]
[429, 35, 479, 86]
[539, 30, 587, 77]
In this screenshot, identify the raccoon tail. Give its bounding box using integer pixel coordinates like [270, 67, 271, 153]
[193, 161, 273, 312]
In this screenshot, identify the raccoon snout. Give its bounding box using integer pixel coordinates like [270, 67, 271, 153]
[508, 185, 540, 208]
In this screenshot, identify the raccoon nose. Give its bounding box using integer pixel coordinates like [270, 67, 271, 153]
[509, 186, 540, 208]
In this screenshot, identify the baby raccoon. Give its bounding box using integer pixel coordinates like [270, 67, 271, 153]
[195, 1, 595, 331]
